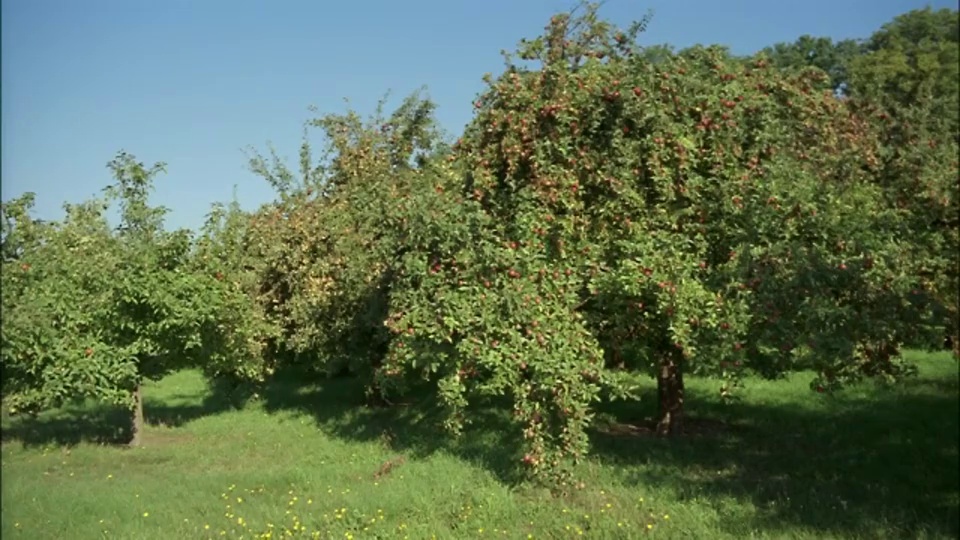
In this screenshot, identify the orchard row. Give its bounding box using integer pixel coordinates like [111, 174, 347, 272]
[3, 4, 956, 485]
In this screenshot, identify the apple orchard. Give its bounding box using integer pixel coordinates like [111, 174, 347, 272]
[2, 4, 957, 487]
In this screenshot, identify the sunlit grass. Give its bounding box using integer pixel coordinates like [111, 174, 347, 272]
[2, 350, 957, 539]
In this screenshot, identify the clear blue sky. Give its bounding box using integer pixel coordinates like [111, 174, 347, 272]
[2, 0, 954, 231]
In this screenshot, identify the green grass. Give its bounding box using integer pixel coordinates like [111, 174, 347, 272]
[2, 350, 957, 539]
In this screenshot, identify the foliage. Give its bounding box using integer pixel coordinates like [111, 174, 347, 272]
[369, 3, 949, 484]
[1, 153, 271, 441]
[241, 90, 449, 385]
[762, 35, 864, 95]
[761, 7, 960, 353]
[2, 193, 127, 412]
[847, 7, 959, 138]
[190, 195, 281, 385]
[847, 8, 960, 351]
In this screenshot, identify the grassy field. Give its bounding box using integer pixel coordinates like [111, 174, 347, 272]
[2, 350, 957, 539]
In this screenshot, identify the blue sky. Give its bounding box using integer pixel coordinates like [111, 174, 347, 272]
[2, 0, 954, 231]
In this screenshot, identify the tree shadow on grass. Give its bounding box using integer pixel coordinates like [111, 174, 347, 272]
[258, 367, 527, 484]
[588, 374, 960, 538]
[4, 363, 955, 538]
[1, 404, 133, 447]
[0, 378, 250, 448]
[255, 365, 958, 537]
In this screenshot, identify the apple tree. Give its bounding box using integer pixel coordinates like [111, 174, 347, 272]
[2, 193, 122, 418]
[374, 4, 943, 484]
[239, 91, 451, 390]
[1, 152, 273, 446]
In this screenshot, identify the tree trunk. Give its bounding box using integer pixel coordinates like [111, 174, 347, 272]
[655, 355, 684, 436]
[129, 383, 144, 447]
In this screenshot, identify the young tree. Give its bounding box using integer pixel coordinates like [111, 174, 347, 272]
[240, 90, 452, 389]
[2, 194, 123, 419]
[1, 152, 273, 446]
